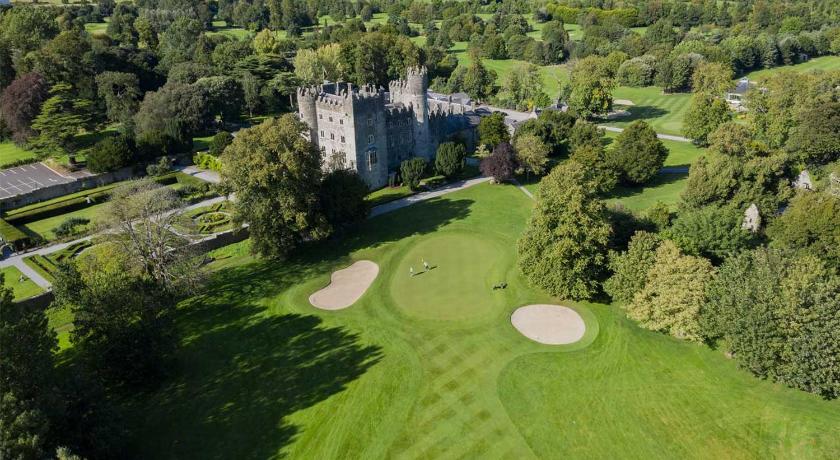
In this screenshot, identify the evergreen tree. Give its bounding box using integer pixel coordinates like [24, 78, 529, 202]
[30, 83, 93, 156]
[607, 120, 668, 185]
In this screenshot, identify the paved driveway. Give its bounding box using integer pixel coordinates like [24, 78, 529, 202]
[0, 163, 74, 200]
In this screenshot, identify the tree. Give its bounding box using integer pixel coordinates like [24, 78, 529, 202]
[134, 83, 211, 140]
[566, 55, 614, 118]
[253, 29, 280, 55]
[607, 120, 668, 185]
[663, 205, 756, 264]
[221, 115, 329, 258]
[319, 169, 370, 230]
[27, 30, 96, 100]
[30, 83, 93, 156]
[704, 248, 840, 399]
[338, 32, 421, 87]
[604, 231, 661, 303]
[400, 157, 427, 191]
[195, 76, 244, 126]
[86, 135, 135, 173]
[541, 19, 569, 63]
[209, 131, 234, 155]
[787, 101, 840, 165]
[100, 179, 204, 292]
[434, 142, 466, 178]
[569, 119, 603, 151]
[158, 17, 203, 71]
[767, 191, 840, 270]
[708, 121, 755, 157]
[517, 161, 612, 300]
[691, 62, 733, 95]
[241, 72, 261, 118]
[627, 240, 715, 341]
[513, 133, 549, 178]
[95, 72, 141, 126]
[294, 44, 343, 84]
[0, 73, 49, 143]
[0, 7, 59, 54]
[52, 252, 176, 387]
[494, 64, 550, 111]
[477, 112, 510, 148]
[570, 144, 617, 192]
[480, 142, 517, 183]
[683, 93, 731, 146]
[447, 49, 496, 101]
[0, 278, 57, 459]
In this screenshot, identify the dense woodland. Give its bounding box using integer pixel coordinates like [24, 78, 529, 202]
[1, 0, 839, 458]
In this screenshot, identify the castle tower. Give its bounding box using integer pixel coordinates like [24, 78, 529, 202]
[392, 67, 432, 160]
[297, 87, 319, 147]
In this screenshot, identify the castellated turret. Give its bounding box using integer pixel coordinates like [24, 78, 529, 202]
[389, 66, 432, 160]
[297, 86, 319, 145]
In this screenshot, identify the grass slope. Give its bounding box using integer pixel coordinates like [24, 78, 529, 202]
[109, 183, 840, 458]
[744, 56, 840, 80]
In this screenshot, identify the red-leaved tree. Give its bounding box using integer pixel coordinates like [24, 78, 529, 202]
[0, 73, 49, 143]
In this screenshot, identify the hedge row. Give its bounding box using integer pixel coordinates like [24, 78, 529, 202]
[23, 255, 58, 284]
[0, 218, 30, 247]
[4, 191, 110, 225]
[193, 152, 223, 172]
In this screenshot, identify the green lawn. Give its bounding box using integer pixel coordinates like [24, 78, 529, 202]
[744, 55, 840, 80]
[207, 21, 253, 40]
[106, 182, 839, 458]
[604, 86, 692, 136]
[0, 265, 44, 301]
[84, 22, 108, 36]
[0, 142, 38, 168]
[20, 202, 105, 242]
[605, 173, 689, 212]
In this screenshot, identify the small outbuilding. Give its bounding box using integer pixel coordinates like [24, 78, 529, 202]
[742, 203, 761, 233]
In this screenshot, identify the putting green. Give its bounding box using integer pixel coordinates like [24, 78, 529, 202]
[389, 232, 511, 322]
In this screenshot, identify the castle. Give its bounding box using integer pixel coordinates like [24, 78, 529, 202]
[296, 67, 479, 188]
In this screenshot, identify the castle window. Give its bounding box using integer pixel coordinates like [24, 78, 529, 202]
[329, 116, 333, 122]
[368, 150, 377, 169]
[330, 133, 335, 140]
[367, 118, 373, 127]
[320, 130, 324, 138]
[368, 134, 374, 144]
[340, 119, 344, 125]
[319, 114, 323, 119]
[341, 136, 345, 143]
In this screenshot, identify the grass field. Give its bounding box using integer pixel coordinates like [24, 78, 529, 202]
[0, 265, 44, 301]
[104, 182, 840, 458]
[744, 55, 840, 80]
[0, 142, 38, 168]
[603, 130, 704, 167]
[604, 86, 692, 136]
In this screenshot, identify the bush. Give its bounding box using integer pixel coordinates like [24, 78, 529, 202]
[400, 157, 427, 190]
[604, 231, 661, 303]
[434, 142, 466, 178]
[193, 152, 222, 172]
[319, 169, 370, 230]
[208, 131, 234, 155]
[616, 56, 656, 87]
[51, 217, 91, 238]
[664, 206, 756, 264]
[0, 218, 30, 249]
[146, 157, 173, 176]
[86, 135, 135, 173]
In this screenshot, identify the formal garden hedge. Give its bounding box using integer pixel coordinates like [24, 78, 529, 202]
[0, 218, 30, 249]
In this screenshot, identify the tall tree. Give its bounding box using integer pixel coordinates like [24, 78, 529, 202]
[691, 61, 733, 95]
[95, 72, 142, 126]
[158, 17, 203, 71]
[683, 93, 731, 146]
[0, 73, 49, 143]
[767, 191, 840, 270]
[627, 240, 715, 341]
[30, 83, 93, 156]
[604, 231, 662, 303]
[565, 55, 614, 118]
[518, 161, 612, 300]
[513, 133, 549, 179]
[480, 142, 517, 183]
[477, 112, 510, 148]
[221, 115, 330, 258]
[607, 120, 668, 185]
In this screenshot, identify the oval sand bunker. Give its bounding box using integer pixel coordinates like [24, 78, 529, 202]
[309, 260, 379, 310]
[511, 304, 586, 345]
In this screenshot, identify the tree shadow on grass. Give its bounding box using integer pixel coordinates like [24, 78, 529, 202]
[602, 173, 688, 202]
[614, 105, 669, 124]
[124, 298, 382, 459]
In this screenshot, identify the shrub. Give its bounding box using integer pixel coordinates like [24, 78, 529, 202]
[604, 231, 661, 303]
[146, 157, 173, 176]
[193, 152, 223, 172]
[616, 55, 656, 87]
[86, 135, 135, 173]
[400, 157, 427, 190]
[664, 205, 756, 264]
[51, 217, 91, 238]
[208, 131, 234, 155]
[434, 142, 466, 178]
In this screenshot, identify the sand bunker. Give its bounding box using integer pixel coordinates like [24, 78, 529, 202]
[309, 260, 379, 310]
[511, 304, 586, 345]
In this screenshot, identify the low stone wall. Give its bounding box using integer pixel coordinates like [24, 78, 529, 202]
[0, 167, 136, 211]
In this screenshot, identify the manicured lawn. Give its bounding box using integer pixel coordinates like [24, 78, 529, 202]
[105, 182, 839, 458]
[0, 265, 44, 301]
[366, 184, 413, 207]
[21, 202, 105, 242]
[84, 22, 108, 36]
[604, 86, 692, 136]
[744, 55, 840, 80]
[207, 21, 252, 40]
[605, 173, 688, 212]
[0, 142, 38, 168]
